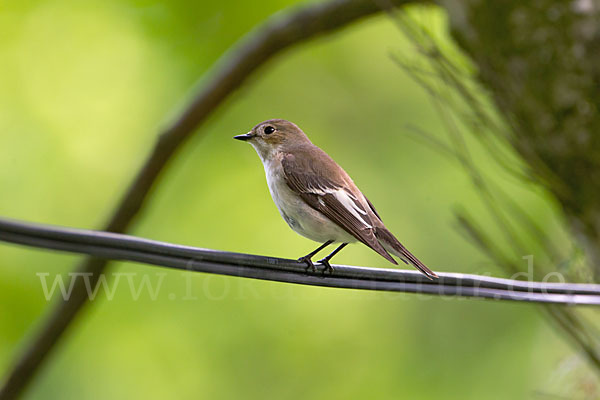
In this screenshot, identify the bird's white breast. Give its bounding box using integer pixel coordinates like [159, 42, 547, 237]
[262, 156, 355, 244]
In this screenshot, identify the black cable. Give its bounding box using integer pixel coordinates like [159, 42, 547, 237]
[0, 218, 599, 305]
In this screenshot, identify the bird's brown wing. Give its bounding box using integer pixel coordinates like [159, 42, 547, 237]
[281, 150, 396, 264]
[365, 195, 437, 279]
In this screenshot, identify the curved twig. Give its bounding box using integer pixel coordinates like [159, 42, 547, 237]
[0, 0, 425, 398]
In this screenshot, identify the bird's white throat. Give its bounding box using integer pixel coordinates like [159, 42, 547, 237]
[250, 141, 281, 164]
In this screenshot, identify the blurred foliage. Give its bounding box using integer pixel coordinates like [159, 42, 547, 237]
[445, 0, 600, 281]
[388, 6, 600, 387]
[0, 0, 591, 399]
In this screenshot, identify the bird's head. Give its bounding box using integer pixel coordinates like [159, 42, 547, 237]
[234, 119, 311, 162]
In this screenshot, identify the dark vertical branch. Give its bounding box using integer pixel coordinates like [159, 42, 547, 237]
[443, 0, 600, 278]
[385, 7, 600, 377]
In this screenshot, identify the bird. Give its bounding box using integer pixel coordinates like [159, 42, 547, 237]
[234, 119, 438, 280]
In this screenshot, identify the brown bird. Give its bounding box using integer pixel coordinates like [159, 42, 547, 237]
[234, 119, 438, 279]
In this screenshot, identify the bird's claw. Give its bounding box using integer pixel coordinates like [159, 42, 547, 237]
[298, 256, 316, 273]
[317, 258, 334, 274]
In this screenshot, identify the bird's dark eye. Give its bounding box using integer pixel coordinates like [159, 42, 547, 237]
[264, 126, 275, 134]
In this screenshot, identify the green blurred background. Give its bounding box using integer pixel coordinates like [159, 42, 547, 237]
[0, 0, 579, 398]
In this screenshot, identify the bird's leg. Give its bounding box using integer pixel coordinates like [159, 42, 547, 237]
[318, 243, 348, 274]
[298, 240, 333, 272]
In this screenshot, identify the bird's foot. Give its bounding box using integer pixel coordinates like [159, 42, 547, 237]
[298, 256, 316, 273]
[317, 258, 334, 275]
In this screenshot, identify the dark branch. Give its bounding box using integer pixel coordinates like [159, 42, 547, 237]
[1, 218, 599, 305]
[0, 0, 426, 398]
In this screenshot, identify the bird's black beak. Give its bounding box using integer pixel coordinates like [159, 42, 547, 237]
[234, 132, 253, 141]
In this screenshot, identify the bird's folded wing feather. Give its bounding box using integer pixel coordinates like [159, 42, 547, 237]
[281, 151, 396, 264]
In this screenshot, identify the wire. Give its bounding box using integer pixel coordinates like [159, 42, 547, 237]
[1, 218, 598, 305]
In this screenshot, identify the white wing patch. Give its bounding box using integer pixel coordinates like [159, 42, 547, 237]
[306, 184, 329, 195]
[332, 189, 372, 228]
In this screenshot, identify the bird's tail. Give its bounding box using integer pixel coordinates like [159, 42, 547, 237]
[374, 227, 438, 280]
